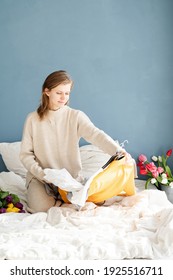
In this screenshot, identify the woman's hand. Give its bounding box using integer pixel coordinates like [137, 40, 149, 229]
[115, 148, 127, 159]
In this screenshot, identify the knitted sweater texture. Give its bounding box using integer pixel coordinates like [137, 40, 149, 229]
[20, 106, 121, 181]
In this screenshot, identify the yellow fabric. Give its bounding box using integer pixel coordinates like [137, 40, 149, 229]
[59, 157, 136, 204]
[58, 188, 69, 203]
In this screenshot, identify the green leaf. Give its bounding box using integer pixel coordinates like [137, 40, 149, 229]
[0, 191, 9, 199]
[157, 176, 163, 183]
[161, 155, 166, 169]
[0, 201, 3, 207]
[145, 178, 151, 189]
[169, 178, 173, 182]
[165, 166, 173, 178]
[11, 194, 20, 204]
[2, 200, 7, 207]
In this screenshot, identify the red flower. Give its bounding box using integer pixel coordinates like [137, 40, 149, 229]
[137, 162, 143, 167]
[166, 149, 172, 157]
[146, 162, 157, 173]
[139, 166, 148, 175]
[140, 169, 148, 175]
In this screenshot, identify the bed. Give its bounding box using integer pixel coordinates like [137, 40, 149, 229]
[0, 142, 173, 260]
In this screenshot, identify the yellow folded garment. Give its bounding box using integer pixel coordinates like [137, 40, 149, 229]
[87, 157, 135, 203]
[59, 156, 135, 204]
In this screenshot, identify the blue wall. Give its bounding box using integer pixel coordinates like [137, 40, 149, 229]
[0, 0, 173, 172]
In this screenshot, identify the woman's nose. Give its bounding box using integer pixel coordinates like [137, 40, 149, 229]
[60, 93, 65, 99]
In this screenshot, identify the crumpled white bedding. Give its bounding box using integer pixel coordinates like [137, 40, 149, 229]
[0, 171, 173, 260]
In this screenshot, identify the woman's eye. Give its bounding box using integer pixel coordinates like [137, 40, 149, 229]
[56, 92, 70, 96]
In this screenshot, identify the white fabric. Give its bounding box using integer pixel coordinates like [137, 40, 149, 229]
[0, 142, 27, 177]
[80, 144, 110, 178]
[0, 171, 173, 260]
[44, 167, 103, 207]
[0, 171, 27, 204]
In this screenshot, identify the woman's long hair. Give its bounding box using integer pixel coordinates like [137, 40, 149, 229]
[37, 70, 73, 119]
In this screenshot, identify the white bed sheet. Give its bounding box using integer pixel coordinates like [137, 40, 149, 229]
[0, 171, 173, 260]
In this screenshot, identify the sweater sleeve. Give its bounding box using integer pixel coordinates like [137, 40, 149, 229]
[20, 114, 45, 181]
[77, 111, 123, 155]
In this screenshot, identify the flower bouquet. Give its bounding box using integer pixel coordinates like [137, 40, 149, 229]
[137, 149, 173, 189]
[0, 188, 25, 214]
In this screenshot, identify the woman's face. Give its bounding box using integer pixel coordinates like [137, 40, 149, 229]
[45, 83, 71, 110]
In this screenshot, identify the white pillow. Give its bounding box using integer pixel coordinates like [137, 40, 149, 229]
[0, 142, 27, 177]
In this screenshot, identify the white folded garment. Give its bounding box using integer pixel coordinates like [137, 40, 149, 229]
[44, 168, 102, 208]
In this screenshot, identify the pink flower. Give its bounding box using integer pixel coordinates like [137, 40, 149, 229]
[157, 167, 164, 174]
[138, 154, 147, 163]
[166, 149, 172, 157]
[146, 162, 157, 173]
[152, 170, 159, 178]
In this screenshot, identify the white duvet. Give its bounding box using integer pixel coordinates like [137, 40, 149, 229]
[0, 171, 173, 260]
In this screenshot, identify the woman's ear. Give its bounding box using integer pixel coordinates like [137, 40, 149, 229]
[44, 88, 50, 97]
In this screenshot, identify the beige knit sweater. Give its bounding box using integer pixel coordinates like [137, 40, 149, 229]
[20, 106, 122, 181]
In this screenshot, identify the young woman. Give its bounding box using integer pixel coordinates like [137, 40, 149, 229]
[20, 70, 132, 213]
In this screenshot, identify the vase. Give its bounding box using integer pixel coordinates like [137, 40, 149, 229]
[154, 183, 162, 191]
[159, 184, 173, 204]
